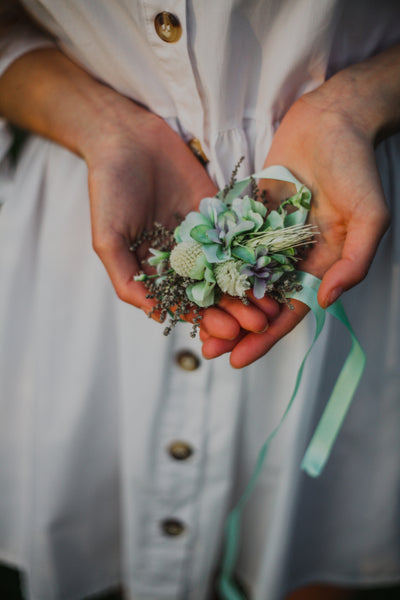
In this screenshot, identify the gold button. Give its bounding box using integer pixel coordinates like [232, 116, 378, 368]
[188, 138, 209, 165]
[161, 518, 186, 536]
[175, 350, 200, 371]
[154, 12, 182, 43]
[168, 441, 194, 460]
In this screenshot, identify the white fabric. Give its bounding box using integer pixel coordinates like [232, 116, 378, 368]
[0, 1, 399, 599]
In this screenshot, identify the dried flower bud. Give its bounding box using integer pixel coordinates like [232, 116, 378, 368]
[214, 260, 250, 297]
[169, 241, 204, 278]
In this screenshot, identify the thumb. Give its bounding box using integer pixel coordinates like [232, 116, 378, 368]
[93, 232, 156, 312]
[318, 210, 390, 308]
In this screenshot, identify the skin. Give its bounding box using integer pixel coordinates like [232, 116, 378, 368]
[0, 47, 277, 339]
[1, 46, 398, 360]
[1, 20, 399, 600]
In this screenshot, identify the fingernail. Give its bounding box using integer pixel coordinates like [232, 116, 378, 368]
[327, 287, 343, 307]
[261, 322, 269, 333]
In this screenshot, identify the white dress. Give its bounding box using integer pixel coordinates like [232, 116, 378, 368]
[0, 1, 400, 599]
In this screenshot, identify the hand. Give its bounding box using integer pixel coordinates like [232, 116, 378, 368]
[85, 99, 279, 337]
[86, 105, 216, 313]
[201, 45, 400, 367]
[0, 47, 277, 339]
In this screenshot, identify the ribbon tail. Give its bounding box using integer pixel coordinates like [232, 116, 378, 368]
[300, 299, 366, 477]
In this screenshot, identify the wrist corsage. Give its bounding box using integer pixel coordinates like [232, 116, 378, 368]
[134, 161, 316, 335]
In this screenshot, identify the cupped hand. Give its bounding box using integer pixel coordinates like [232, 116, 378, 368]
[85, 99, 277, 338]
[202, 81, 391, 367]
[87, 104, 214, 311]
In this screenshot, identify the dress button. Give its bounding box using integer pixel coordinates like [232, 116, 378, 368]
[188, 138, 209, 165]
[175, 350, 200, 371]
[161, 518, 186, 536]
[154, 12, 182, 43]
[168, 440, 194, 460]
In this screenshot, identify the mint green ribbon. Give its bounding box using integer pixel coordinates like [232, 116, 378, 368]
[217, 167, 366, 599]
[219, 273, 366, 599]
[299, 278, 366, 476]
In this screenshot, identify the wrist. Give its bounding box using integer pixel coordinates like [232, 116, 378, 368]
[80, 90, 163, 169]
[0, 47, 160, 164]
[304, 44, 400, 145]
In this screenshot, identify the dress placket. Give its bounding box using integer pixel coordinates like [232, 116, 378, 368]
[131, 322, 245, 599]
[135, 328, 212, 598]
[141, 1, 208, 150]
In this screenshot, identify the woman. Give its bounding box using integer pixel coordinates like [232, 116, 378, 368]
[0, 1, 399, 599]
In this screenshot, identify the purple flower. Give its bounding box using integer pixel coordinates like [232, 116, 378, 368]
[175, 196, 260, 263]
[240, 247, 283, 299]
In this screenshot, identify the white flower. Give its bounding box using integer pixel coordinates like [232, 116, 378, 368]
[169, 241, 204, 278]
[214, 260, 250, 297]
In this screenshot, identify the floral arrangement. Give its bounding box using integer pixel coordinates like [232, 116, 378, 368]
[133, 162, 316, 335]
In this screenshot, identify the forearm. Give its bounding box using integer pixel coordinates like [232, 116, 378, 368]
[304, 43, 400, 144]
[0, 47, 150, 160]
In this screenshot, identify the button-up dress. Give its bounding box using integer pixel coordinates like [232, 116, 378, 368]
[0, 1, 400, 599]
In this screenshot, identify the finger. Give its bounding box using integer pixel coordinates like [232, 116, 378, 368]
[93, 232, 156, 312]
[229, 299, 309, 368]
[245, 290, 281, 321]
[199, 306, 241, 340]
[201, 333, 244, 359]
[217, 295, 269, 333]
[199, 327, 210, 342]
[318, 210, 390, 308]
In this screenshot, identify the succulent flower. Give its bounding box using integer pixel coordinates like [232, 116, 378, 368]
[230, 195, 267, 230]
[175, 196, 262, 263]
[240, 247, 294, 299]
[174, 196, 226, 245]
[214, 260, 250, 297]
